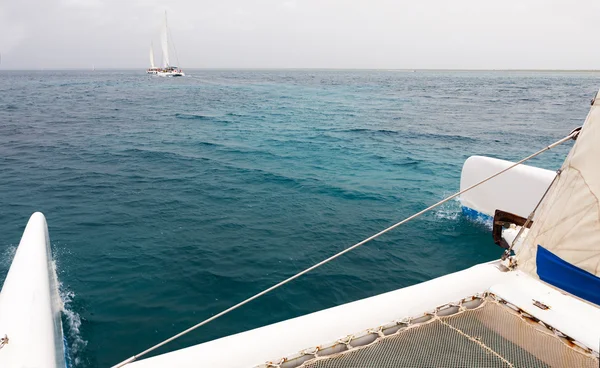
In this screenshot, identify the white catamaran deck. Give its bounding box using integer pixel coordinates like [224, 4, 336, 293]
[128, 262, 600, 368]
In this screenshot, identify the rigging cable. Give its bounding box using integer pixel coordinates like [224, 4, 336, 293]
[166, 15, 181, 69]
[112, 128, 581, 368]
[501, 126, 582, 264]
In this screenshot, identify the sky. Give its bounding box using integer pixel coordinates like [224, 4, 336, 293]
[0, 0, 599, 70]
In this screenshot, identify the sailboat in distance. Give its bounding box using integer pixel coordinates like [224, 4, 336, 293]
[147, 43, 160, 74]
[149, 11, 184, 77]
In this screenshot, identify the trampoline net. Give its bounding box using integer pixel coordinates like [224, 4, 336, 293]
[267, 297, 598, 368]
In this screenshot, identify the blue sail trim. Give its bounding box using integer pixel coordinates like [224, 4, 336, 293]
[536, 245, 600, 306]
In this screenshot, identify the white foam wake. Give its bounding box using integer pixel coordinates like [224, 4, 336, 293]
[53, 249, 88, 367]
[434, 195, 493, 230]
[60, 287, 87, 367]
[434, 196, 461, 221]
[0, 245, 17, 271]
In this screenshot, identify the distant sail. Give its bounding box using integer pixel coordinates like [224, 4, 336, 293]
[161, 12, 170, 67]
[150, 43, 156, 68]
[147, 11, 184, 76]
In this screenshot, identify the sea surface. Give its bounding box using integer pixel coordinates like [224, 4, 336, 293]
[0, 70, 598, 367]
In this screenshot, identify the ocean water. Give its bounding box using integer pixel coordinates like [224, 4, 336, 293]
[0, 70, 598, 367]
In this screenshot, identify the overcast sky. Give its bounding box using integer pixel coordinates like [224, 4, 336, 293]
[1, 0, 599, 69]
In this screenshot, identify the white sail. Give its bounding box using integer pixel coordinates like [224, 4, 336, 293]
[150, 43, 156, 68]
[517, 89, 600, 304]
[161, 12, 170, 67]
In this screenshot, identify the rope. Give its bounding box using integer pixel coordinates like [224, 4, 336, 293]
[438, 316, 515, 368]
[112, 129, 580, 368]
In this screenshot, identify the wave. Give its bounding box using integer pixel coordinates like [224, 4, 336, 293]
[433, 197, 494, 230]
[334, 127, 477, 143]
[237, 167, 396, 202]
[121, 146, 220, 162]
[415, 132, 477, 143]
[0, 245, 17, 272]
[52, 248, 87, 367]
[342, 128, 399, 135]
[337, 128, 475, 142]
[433, 197, 461, 221]
[122, 147, 198, 160]
[469, 212, 493, 230]
[390, 159, 420, 167]
[60, 286, 87, 367]
[461, 206, 493, 230]
[175, 113, 219, 120]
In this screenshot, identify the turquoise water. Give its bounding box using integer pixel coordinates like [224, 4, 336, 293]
[0, 70, 598, 366]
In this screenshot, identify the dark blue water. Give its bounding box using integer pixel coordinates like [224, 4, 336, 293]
[0, 70, 597, 367]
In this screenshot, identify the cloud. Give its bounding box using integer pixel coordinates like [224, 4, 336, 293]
[1, 0, 599, 69]
[61, 0, 104, 9]
[282, 0, 297, 10]
[0, 13, 27, 54]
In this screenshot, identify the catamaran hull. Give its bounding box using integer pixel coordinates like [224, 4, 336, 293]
[156, 72, 185, 77]
[0, 213, 66, 368]
[459, 155, 555, 221]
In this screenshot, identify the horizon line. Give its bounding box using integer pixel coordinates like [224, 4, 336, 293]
[1, 67, 600, 72]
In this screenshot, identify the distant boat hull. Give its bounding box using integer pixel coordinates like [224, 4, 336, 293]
[157, 71, 185, 77]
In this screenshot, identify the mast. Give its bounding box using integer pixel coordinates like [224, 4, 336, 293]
[150, 43, 156, 68]
[160, 11, 170, 67]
